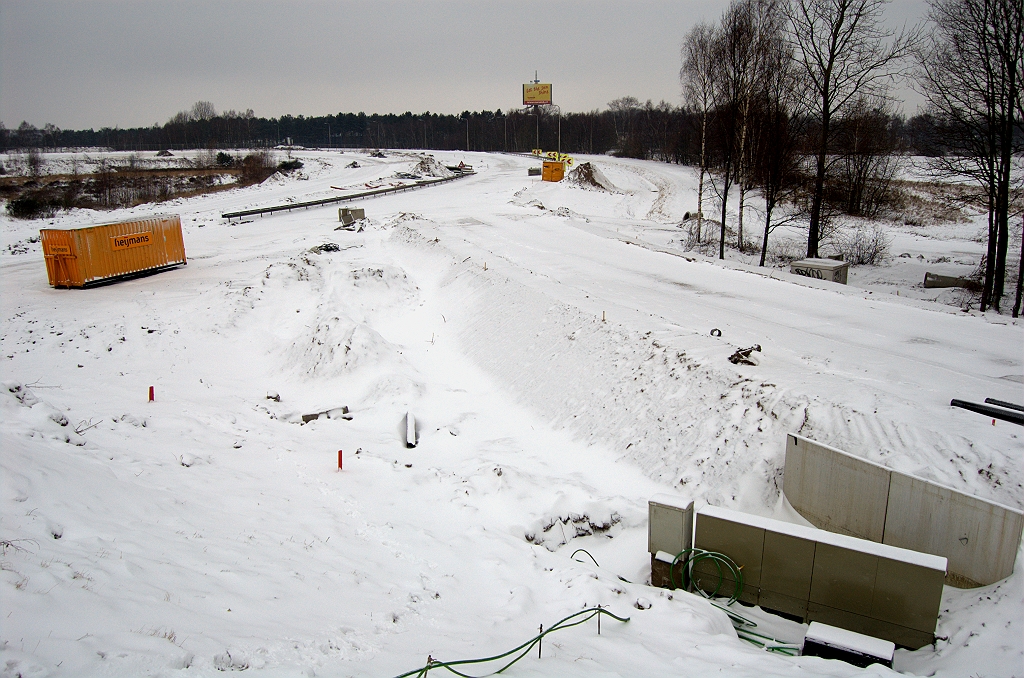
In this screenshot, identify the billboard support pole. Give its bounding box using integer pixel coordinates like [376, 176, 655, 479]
[532, 72, 541, 149]
[523, 73, 553, 152]
[552, 104, 561, 157]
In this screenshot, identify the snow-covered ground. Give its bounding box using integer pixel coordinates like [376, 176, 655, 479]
[1, 150, 1021, 677]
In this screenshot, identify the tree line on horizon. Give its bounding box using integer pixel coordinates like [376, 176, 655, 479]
[0, 103, 936, 157]
[1, 0, 1020, 314]
[0, 100, 946, 161]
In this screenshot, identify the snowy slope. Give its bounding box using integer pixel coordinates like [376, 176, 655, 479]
[1, 150, 1021, 677]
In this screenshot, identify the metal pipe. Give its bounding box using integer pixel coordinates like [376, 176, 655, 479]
[950, 399, 1024, 426]
[985, 398, 1024, 413]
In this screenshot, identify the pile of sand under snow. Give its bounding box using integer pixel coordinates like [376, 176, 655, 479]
[566, 162, 618, 192]
[414, 155, 455, 178]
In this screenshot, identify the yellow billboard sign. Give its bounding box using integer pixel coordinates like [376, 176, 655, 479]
[523, 83, 552, 105]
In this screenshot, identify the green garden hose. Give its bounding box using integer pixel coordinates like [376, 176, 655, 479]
[669, 548, 745, 605]
[666, 549, 800, 655]
[392, 606, 631, 678]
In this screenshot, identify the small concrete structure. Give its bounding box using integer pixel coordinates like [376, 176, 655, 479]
[338, 207, 365, 225]
[646, 496, 946, 649]
[783, 433, 1024, 587]
[923, 272, 981, 291]
[790, 258, 849, 284]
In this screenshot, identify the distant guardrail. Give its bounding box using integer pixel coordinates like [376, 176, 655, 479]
[221, 171, 475, 221]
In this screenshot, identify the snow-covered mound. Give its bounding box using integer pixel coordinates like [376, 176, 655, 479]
[566, 162, 618, 192]
[414, 155, 455, 179]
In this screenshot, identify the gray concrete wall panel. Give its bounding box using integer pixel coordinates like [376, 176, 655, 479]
[870, 557, 946, 633]
[758, 589, 809, 619]
[694, 513, 765, 588]
[810, 543, 879, 617]
[883, 474, 1024, 587]
[761, 531, 816, 600]
[677, 504, 944, 648]
[783, 434, 890, 541]
[784, 433, 1024, 587]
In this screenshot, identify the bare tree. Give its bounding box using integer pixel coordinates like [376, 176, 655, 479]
[190, 101, 217, 121]
[1017, 18, 1024, 319]
[786, 0, 918, 258]
[703, 0, 789, 258]
[26, 147, 42, 177]
[748, 19, 805, 266]
[42, 123, 60, 149]
[606, 96, 638, 151]
[1014, 214, 1024, 317]
[916, 0, 1023, 311]
[681, 22, 718, 244]
[168, 110, 191, 125]
[734, 0, 787, 254]
[830, 97, 905, 217]
[708, 4, 751, 258]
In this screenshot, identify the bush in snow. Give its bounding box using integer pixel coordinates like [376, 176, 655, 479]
[6, 193, 59, 219]
[829, 224, 892, 265]
[239, 150, 276, 183]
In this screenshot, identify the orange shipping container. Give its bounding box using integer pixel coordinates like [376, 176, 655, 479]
[39, 214, 187, 288]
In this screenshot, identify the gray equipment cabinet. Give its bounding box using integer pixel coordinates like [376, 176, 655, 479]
[790, 258, 850, 284]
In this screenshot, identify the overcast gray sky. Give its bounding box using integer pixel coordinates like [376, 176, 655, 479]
[0, 0, 928, 130]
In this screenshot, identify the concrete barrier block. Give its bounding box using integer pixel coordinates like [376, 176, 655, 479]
[871, 556, 946, 633]
[884, 473, 1024, 587]
[802, 622, 895, 669]
[784, 434, 890, 541]
[809, 543, 879, 617]
[761, 531, 816, 601]
[694, 511, 765, 588]
[758, 589, 808, 619]
[790, 258, 850, 284]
